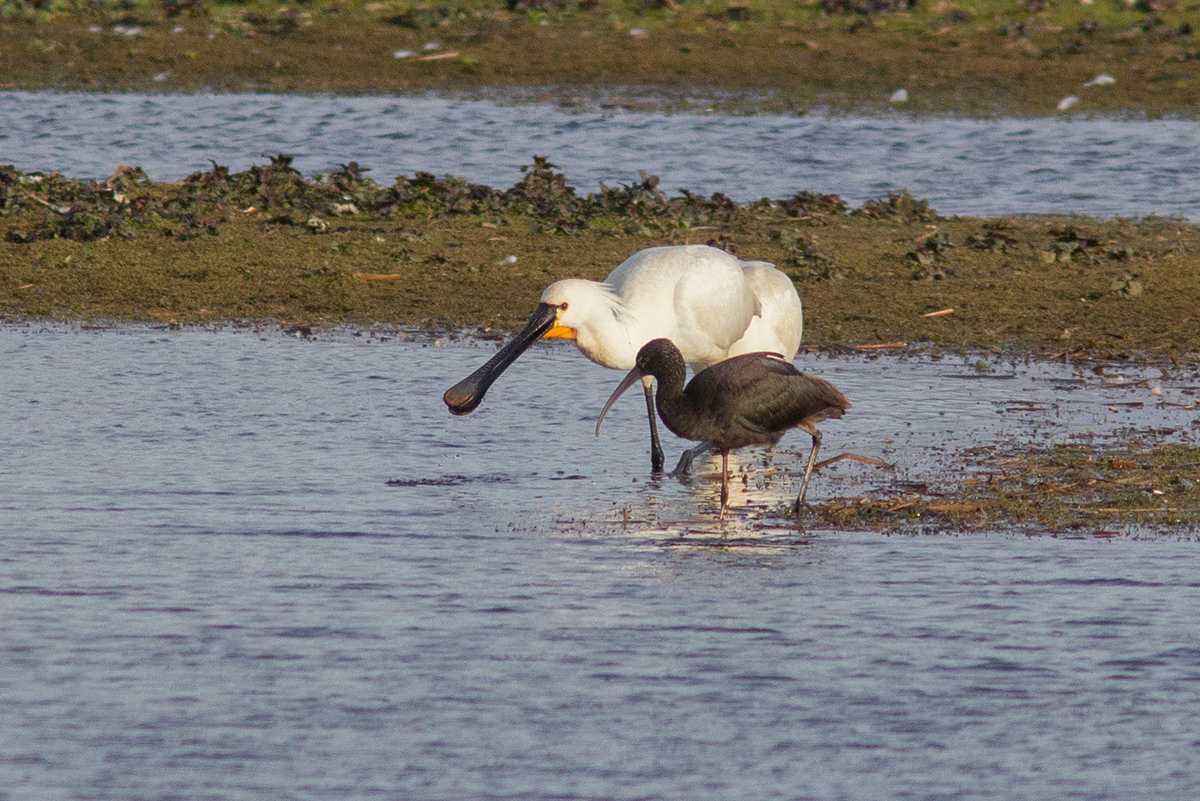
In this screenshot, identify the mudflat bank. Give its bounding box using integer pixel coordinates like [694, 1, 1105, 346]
[2, 0, 1200, 116]
[3, 157, 1198, 361]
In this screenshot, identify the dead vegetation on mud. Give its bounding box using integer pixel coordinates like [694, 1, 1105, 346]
[812, 441, 1200, 534]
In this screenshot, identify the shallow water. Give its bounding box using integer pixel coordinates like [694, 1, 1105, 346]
[2, 91, 1199, 218]
[3, 326, 1200, 799]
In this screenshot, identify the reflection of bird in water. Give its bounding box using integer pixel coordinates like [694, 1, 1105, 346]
[597, 338, 850, 519]
[443, 244, 803, 472]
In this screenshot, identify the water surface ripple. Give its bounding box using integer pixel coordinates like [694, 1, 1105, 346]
[2, 91, 1198, 218]
[3, 327, 1200, 799]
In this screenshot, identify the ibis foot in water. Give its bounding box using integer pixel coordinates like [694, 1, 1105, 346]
[792, 450, 894, 515]
[790, 425, 825, 516]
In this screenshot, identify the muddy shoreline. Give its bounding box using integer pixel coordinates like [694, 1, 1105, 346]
[4, 0, 1200, 117]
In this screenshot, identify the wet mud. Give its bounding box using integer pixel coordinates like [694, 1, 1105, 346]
[812, 441, 1200, 535]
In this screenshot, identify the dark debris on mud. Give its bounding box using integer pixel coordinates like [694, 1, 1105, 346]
[808, 441, 1200, 535]
[0, 156, 838, 244]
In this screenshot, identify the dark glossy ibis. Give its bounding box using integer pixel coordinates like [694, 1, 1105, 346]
[596, 338, 850, 518]
[443, 244, 803, 472]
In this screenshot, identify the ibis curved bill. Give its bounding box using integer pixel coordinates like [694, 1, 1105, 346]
[443, 244, 804, 471]
[598, 338, 850, 518]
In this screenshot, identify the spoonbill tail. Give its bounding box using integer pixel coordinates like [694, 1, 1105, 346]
[596, 338, 849, 519]
[443, 244, 803, 472]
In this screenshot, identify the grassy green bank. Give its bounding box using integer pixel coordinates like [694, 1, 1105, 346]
[3, 0, 1200, 116]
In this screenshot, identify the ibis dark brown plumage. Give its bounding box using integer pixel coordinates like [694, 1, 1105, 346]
[596, 338, 850, 518]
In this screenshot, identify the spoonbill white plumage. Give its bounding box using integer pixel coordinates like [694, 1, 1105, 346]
[443, 244, 804, 471]
[595, 338, 850, 519]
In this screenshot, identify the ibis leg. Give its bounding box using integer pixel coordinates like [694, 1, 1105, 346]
[719, 450, 730, 520]
[643, 381, 665, 473]
[793, 428, 823, 516]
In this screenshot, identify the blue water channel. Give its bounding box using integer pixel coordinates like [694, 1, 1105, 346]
[2, 90, 1199, 218]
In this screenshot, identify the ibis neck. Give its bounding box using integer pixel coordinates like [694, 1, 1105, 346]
[650, 355, 698, 438]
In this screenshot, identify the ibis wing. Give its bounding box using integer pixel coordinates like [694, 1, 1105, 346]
[691, 353, 848, 444]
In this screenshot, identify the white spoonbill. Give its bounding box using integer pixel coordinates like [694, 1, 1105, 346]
[443, 244, 804, 471]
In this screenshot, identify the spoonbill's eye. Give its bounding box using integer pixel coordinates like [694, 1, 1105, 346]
[558, 302, 569, 311]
